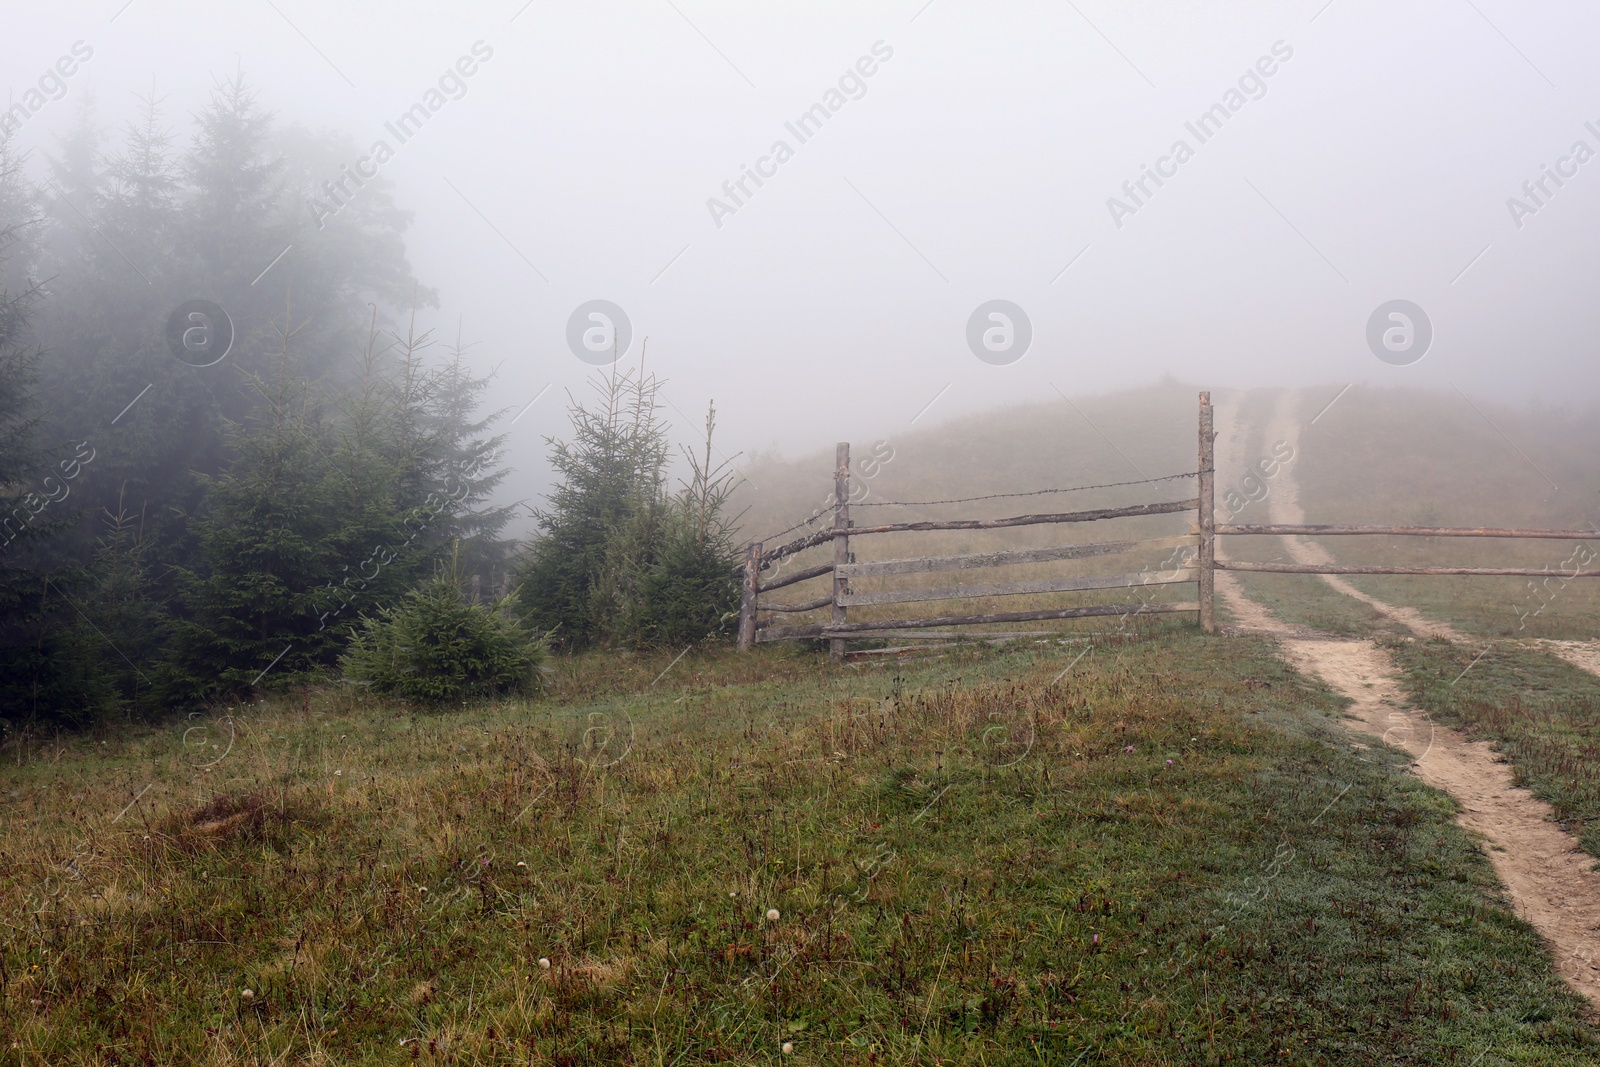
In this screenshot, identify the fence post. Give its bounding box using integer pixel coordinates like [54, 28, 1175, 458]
[1198, 391, 1216, 634]
[831, 442, 851, 662]
[738, 541, 762, 651]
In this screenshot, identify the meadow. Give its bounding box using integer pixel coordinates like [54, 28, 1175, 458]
[4, 629, 1599, 1065]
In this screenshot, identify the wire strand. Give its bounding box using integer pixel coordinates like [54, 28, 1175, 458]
[851, 471, 1199, 508]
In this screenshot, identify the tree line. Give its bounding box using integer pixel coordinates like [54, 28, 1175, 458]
[0, 76, 740, 726]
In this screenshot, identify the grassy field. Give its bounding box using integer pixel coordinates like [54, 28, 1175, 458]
[4, 632, 1599, 1065]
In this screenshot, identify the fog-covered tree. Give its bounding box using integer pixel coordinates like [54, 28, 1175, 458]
[174, 305, 348, 694]
[0, 71, 522, 715]
[29, 73, 434, 577]
[67, 494, 170, 716]
[174, 300, 517, 698]
[0, 134, 98, 720]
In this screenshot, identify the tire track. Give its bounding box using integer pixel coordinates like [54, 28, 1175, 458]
[1214, 390, 1600, 1009]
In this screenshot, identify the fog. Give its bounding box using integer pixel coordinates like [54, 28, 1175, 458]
[8, 0, 1600, 517]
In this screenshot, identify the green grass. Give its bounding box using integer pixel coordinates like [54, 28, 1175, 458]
[1385, 637, 1600, 861]
[3, 633, 1596, 1064]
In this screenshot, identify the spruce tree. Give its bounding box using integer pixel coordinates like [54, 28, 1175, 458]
[0, 161, 51, 716]
[175, 298, 346, 694]
[515, 362, 743, 649]
[307, 312, 408, 638]
[421, 327, 515, 580]
[630, 403, 743, 647]
[341, 546, 546, 706]
[66, 494, 169, 716]
[29, 73, 433, 582]
[0, 135, 106, 721]
[515, 361, 669, 648]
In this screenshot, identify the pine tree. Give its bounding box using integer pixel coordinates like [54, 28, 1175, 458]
[175, 297, 346, 694]
[33, 84, 215, 573]
[29, 72, 434, 583]
[422, 325, 516, 578]
[0, 170, 50, 716]
[318, 307, 514, 627]
[630, 403, 743, 647]
[42, 92, 103, 271]
[175, 299, 517, 694]
[67, 492, 169, 715]
[313, 309, 412, 638]
[0, 134, 105, 721]
[515, 360, 670, 648]
[341, 545, 547, 706]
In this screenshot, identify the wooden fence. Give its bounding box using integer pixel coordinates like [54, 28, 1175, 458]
[735, 390, 1600, 658]
[736, 393, 1219, 659]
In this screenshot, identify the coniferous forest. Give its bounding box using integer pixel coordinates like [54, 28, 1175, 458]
[0, 76, 741, 727]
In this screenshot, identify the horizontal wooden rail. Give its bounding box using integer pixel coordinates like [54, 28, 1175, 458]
[838, 499, 1199, 540]
[839, 570, 1194, 608]
[760, 499, 1198, 565]
[758, 601, 1199, 641]
[756, 529, 836, 567]
[758, 561, 834, 593]
[835, 534, 1198, 580]
[826, 630, 1080, 640]
[1216, 561, 1600, 578]
[1219, 523, 1600, 540]
[763, 594, 833, 613]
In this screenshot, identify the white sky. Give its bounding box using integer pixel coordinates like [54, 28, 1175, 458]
[6, 0, 1599, 516]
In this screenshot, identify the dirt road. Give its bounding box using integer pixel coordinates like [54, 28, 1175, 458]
[1215, 391, 1600, 1008]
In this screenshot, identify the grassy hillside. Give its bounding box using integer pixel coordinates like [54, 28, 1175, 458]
[4, 634, 1597, 1064]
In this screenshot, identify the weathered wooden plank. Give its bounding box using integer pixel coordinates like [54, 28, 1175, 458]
[762, 595, 833, 613]
[843, 635, 1055, 657]
[831, 443, 851, 663]
[757, 562, 833, 593]
[823, 630, 1083, 640]
[757, 601, 1199, 641]
[1218, 524, 1600, 539]
[760, 498, 1199, 563]
[838, 570, 1194, 608]
[1216, 561, 1600, 577]
[1198, 392, 1215, 635]
[835, 534, 1198, 579]
[737, 541, 762, 651]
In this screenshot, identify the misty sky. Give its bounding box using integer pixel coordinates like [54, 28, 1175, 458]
[6, 0, 1599, 518]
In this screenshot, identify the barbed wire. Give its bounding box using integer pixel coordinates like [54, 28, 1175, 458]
[754, 510, 832, 547]
[852, 471, 1200, 508]
[750, 470, 1199, 545]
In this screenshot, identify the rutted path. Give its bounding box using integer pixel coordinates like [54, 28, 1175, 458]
[1251, 392, 1469, 644]
[1215, 391, 1600, 1009]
